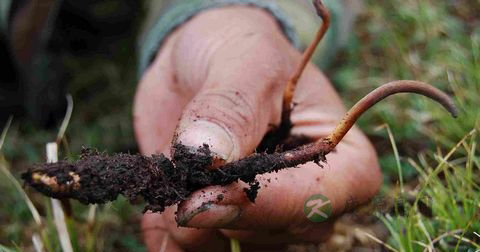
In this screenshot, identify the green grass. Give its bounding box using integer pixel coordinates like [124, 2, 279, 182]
[334, 0, 480, 146]
[0, 0, 479, 251]
[329, 0, 480, 251]
[375, 129, 479, 251]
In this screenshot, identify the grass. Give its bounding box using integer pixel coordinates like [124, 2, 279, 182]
[375, 129, 479, 251]
[0, 119, 144, 251]
[0, 0, 479, 251]
[329, 0, 480, 250]
[334, 0, 479, 141]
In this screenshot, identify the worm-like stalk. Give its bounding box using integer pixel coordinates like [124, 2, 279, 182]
[217, 80, 458, 184]
[282, 0, 330, 120]
[22, 81, 458, 212]
[324, 80, 458, 148]
[215, 80, 458, 183]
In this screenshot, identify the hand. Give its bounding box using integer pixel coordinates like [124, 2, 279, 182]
[134, 6, 381, 252]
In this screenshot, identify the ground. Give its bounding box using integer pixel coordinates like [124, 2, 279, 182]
[0, 0, 479, 251]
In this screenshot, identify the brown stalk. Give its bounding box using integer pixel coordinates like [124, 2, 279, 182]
[282, 0, 331, 120]
[325, 80, 458, 147]
[217, 80, 458, 181]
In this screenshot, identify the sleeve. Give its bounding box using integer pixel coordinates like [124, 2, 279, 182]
[0, 0, 12, 32]
[137, 0, 363, 78]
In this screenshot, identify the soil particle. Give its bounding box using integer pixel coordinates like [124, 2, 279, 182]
[243, 181, 260, 203]
[256, 120, 293, 153]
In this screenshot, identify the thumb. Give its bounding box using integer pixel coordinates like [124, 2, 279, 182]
[173, 35, 293, 164]
[173, 65, 284, 163]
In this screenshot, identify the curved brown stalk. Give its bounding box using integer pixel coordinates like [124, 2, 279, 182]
[325, 80, 458, 149]
[217, 80, 458, 182]
[282, 0, 331, 120]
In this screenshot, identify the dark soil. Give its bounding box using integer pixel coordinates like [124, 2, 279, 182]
[22, 137, 317, 212]
[23, 147, 184, 212]
[256, 120, 294, 153]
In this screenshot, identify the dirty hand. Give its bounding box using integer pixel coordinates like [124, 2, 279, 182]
[134, 6, 381, 252]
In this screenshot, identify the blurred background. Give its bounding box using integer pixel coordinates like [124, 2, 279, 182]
[0, 0, 479, 251]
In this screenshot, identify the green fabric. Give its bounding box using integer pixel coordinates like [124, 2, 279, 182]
[138, 0, 299, 78]
[275, 0, 344, 68]
[0, 0, 11, 32]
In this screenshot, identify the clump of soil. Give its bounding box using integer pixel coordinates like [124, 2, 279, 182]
[23, 147, 185, 212]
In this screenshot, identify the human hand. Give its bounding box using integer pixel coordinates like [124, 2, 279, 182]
[134, 6, 381, 252]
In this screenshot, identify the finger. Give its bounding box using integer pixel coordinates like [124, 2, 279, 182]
[170, 6, 295, 162]
[175, 63, 382, 242]
[176, 145, 378, 242]
[174, 166, 340, 243]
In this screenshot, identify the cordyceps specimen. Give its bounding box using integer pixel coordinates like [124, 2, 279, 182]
[22, 1, 458, 213]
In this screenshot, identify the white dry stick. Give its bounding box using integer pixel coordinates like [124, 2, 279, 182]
[87, 204, 97, 226]
[46, 142, 74, 252]
[32, 234, 44, 252]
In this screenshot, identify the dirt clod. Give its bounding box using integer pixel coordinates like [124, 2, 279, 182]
[243, 181, 260, 203]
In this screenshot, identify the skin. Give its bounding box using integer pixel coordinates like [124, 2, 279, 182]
[133, 6, 382, 252]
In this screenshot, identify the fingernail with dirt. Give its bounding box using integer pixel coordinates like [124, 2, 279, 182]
[176, 203, 241, 228]
[175, 120, 235, 165]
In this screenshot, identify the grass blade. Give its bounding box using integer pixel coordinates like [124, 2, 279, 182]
[0, 116, 12, 152]
[0, 243, 17, 252]
[56, 94, 73, 144]
[376, 124, 404, 192]
[230, 238, 241, 252]
[0, 119, 42, 226]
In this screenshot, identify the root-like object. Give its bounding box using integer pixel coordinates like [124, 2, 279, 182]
[22, 80, 458, 212]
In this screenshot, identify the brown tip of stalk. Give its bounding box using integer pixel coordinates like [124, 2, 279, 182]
[324, 80, 458, 150]
[313, 0, 330, 20]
